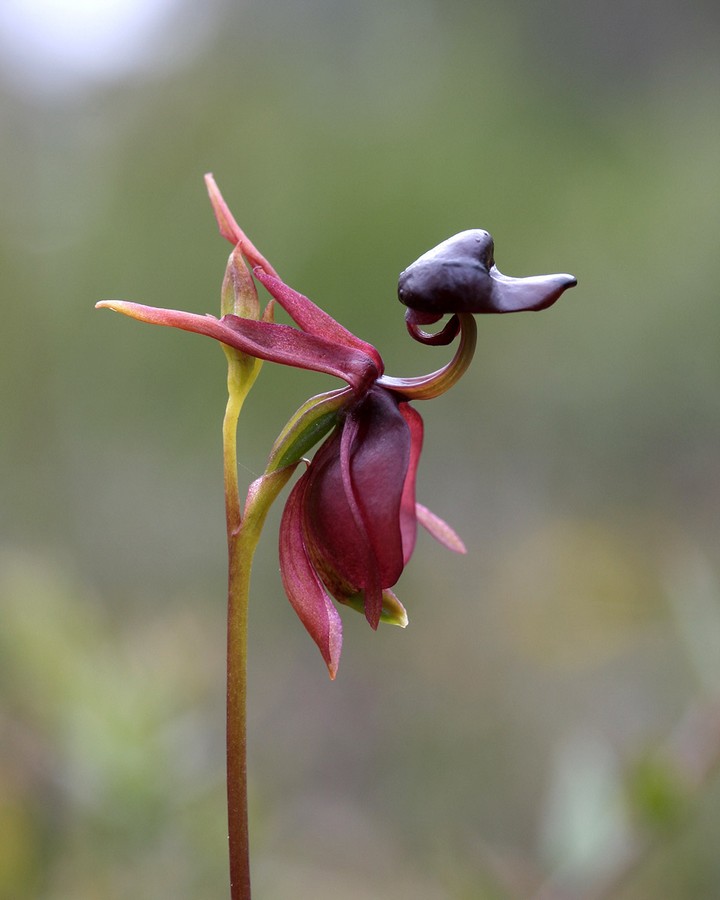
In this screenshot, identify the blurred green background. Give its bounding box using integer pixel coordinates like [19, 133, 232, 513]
[2, 0, 720, 897]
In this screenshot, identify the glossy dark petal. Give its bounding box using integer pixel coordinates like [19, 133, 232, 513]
[398, 229, 576, 315]
[398, 402, 423, 565]
[303, 387, 411, 627]
[253, 267, 385, 375]
[222, 315, 380, 394]
[96, 301, 379, 395]
[279, 471, 343, 679]
[338, 413, 384, 628]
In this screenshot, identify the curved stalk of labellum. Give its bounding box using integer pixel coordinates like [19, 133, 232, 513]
[378, 312, 477, 401]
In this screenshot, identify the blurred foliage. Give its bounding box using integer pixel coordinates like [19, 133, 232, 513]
[625, 753, 689, 832]
[2, 0, 720, 897]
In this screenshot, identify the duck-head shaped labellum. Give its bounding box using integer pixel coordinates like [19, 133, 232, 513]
[397, 229, 577, 316]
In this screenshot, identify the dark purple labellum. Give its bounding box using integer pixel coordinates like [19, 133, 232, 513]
[398, 230, 495, 314]
[398, 230, 577, 315]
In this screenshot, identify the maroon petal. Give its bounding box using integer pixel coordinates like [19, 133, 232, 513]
[279, 473, 343, 679]
[95, 301, 378, 395]
[304, 388, 411, 629]
[339, 414, 384, 628]
[253, 267, 384, 375]
[204, 173, 279, 276]
[205, 176, 383, 377]
[398, 402, 423, 565]
[415, 502, 467, 554]
[222, 315, 379, 393]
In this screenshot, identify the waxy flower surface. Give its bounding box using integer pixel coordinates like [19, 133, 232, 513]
[98, 176, 576, 677]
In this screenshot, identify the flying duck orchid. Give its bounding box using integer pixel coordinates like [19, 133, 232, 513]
[98, 178, 575, 678]
[97, 176, 576, 899]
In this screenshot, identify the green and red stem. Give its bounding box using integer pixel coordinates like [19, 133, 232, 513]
[223, 355, 297, 900]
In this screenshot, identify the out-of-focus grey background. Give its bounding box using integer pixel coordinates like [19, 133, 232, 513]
[2, 1, 720, 897]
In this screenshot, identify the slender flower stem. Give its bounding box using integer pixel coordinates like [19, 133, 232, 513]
[223, 353, 298, 900]
[226, 536, 252, 900]
[223, 360, 254, 900]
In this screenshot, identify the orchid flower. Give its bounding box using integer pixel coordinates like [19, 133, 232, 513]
[97, 176, 576, 899]
[98, 179, 576, 679]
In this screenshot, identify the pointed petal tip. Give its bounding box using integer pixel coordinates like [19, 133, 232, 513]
[490, 269, 577, 312]
[324, 620, 343, 680]
[381, 589, 409, 627]
[96, 299, 147, 317]
[415, 502, 467, 554]
[363, 588, 383, 630]
[490, 268, 577, 312]
[544, 272, 578, 305]
[204, 173, 241, 246]
[554, 273, 578, 294]
[393, 609, 409, 629]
